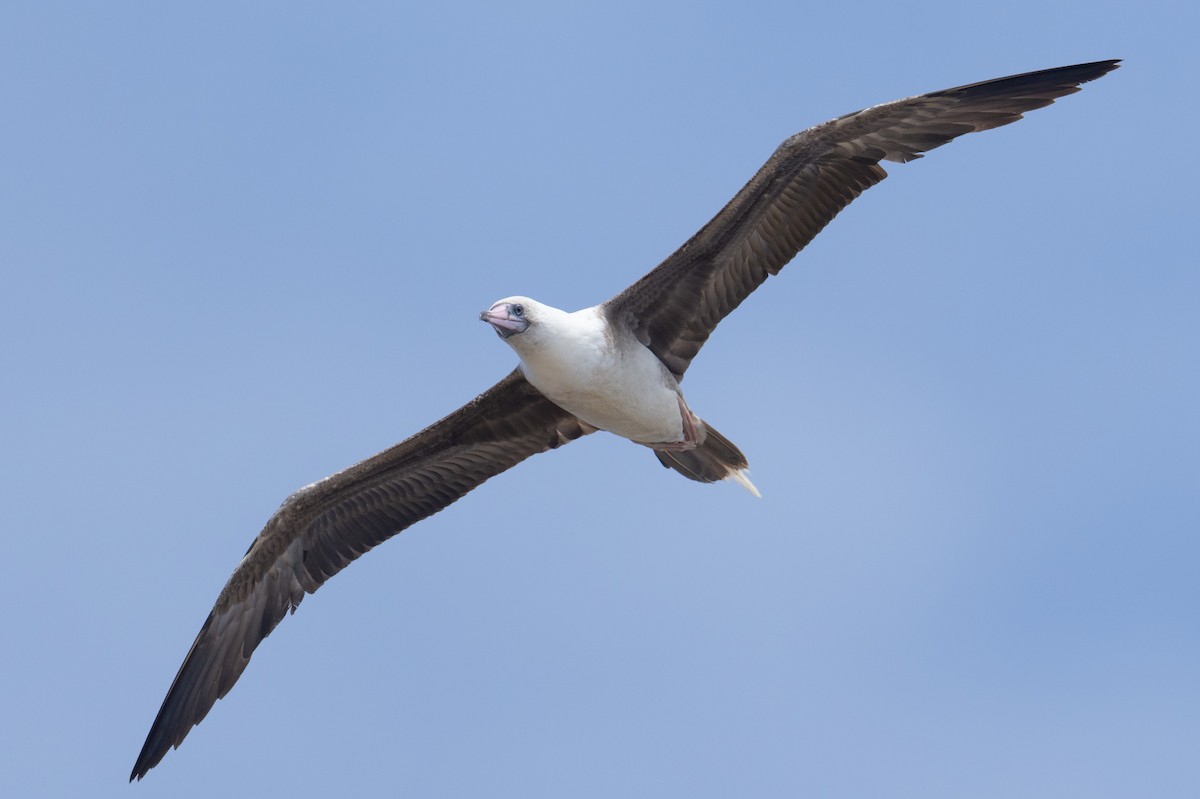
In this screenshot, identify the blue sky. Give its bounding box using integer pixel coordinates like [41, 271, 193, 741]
[2, 2, 1196, 797]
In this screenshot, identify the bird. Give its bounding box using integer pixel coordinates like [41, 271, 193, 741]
[131, 59, 1119, 780]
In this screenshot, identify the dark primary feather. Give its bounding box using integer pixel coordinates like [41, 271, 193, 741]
[605, 60, 1119, 380]
[130, 370, 593, 780]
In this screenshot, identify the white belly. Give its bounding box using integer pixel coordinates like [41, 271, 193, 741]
[517, 312, 685, 444]
[536, 360, 684, 443]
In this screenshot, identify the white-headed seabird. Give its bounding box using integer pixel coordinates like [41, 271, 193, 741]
[131, 60, 1119, 779]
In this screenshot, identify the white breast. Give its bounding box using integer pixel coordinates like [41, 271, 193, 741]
[514, 306, 685, 444]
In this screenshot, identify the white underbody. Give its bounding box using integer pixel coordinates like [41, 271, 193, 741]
[511, 306, 687, 444]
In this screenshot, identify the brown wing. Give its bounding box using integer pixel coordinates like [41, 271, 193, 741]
[130, 370, 593, 780]
[604, 60, 1119, 379]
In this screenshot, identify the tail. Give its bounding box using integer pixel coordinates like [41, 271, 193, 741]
[653, 421, 761, 497]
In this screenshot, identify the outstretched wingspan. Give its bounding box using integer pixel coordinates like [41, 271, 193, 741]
[133, 59, 1119, 780]
[131, 370, 593, 780]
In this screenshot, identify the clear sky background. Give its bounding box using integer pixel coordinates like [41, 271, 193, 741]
[2, 2, 1196, 797]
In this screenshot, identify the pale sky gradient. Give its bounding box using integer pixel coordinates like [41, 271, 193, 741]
[2, 2, 1197, 797]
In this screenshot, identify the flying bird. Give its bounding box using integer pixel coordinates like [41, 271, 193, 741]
[131, 59, 1119, 779]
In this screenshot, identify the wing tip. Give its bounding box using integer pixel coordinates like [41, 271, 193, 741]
[959, 58, 1122, 98]
[129, 744, 163, 782]
[130, 711, 183, 781]
[1063, 58, 1122, 87]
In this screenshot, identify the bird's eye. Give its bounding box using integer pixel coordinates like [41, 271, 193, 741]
[512, 304, 525, 317]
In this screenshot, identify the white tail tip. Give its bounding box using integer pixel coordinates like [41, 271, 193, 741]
[728, 469, 761, 498]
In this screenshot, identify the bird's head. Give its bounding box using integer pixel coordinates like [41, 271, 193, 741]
[480, 296, 537, 341]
